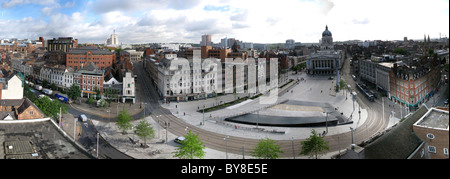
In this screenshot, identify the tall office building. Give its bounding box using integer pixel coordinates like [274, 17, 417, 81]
[200, 34, 212, 46]
[106, 30, 119, 47]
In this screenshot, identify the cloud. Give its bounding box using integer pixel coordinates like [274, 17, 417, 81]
[1, 0, 56, 8]
[89, 0, 203, 14]
[352, 18, 370, 25]
[230, 9, 247, 21]
[318, 0, 335, 15]
[1, 0, 448, 44]
[41, 6, 53, 16]
[232, 22, 249, 29]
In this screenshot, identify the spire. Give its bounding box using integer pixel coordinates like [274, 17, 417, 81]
[326, 25, 328, 30]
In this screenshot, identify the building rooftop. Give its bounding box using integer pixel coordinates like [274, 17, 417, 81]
[0, 120, 93, 159]
[414, 108, 449, 130]
[68, 46, 113, 55]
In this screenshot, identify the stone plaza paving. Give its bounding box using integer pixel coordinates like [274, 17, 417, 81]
[161, 72, 369, 141]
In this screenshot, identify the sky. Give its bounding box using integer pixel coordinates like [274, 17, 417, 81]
[0, 0, 448, 44]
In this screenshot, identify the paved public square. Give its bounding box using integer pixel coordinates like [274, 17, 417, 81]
[161, 72, 369, 141]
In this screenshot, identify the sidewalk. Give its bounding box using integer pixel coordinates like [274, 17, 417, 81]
[70, 98, 145, 119]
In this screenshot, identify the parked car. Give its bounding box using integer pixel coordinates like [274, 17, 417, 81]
[35, 85, 42, 91]
[42, 88, 53, 95]
[174, 136, 185, 144]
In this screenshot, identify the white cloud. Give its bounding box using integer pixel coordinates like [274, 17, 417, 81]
[1, 0, 57, 8]
[1, 0, 448, 44]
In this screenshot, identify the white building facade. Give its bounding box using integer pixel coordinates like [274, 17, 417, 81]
[122, 72, 135, 103]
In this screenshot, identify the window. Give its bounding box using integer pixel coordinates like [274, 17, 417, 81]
[29, 110, 34, 115]
[444, 148, 448, 155]
[428, 146, 436, 153]
[427, 133, 435, 139]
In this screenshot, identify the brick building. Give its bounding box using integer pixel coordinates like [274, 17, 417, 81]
[0, 42, 38, 54]
[47, 37, 78, 53]
[389, 58, 441, 108]
[185, 46, 248, 62]
[413, 108, 449, 159]
[73, 63, 104, 98]
[0, 98, 44, 120]
[66, 46, 115, 71]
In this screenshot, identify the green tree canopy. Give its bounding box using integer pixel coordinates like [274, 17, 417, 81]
[67, 84, 82, 101]
[134, 118, 155, 147]
[392, 47, 409, 55]
[33, 96, 68, 119]
[173, 130, 205, 159]
[116, 107, 133, 134]
[251, 137, 284, 159]
[299, 129, 330, 159]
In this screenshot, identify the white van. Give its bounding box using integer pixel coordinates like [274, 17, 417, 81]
[79, 114, 88, 122]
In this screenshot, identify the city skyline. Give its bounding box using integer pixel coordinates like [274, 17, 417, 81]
[0, 0, 449, 44]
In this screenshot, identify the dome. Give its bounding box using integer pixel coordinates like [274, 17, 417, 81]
[322, 25, 332, 37]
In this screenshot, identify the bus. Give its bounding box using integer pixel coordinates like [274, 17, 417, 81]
[356, 83, 374, 102]
[55, 93, 72, 103]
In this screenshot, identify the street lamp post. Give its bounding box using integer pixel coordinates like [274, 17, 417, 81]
[73, 118, 77, 142]
[96, 132, 99, 159]
[202, 105, 205, 126]
[156, 115, 162, 139]
[143, 102, 147, 117]
[350, 127, 354, 144]
[323, 111, 331, 135]
[165, 122, 170, 144]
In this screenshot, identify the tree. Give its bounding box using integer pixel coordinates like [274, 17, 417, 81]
[104, 88, 119, 104]
[134, 118, 155, 148]
[339, 79, 348, 90]
[392, 47, 408, 56]
[116, 107, 133, 134]
[173, 130, 206, 159]
[33, 96, 68, 119]
[42, 80, 49, 88]
[50, 83, 57, 91]
[87, 96, 96, 106]
[93, 87, 101, 100]
[67, 84, 82, 101]
[251, 137, 284, 159]
[299, 129, 330, 159]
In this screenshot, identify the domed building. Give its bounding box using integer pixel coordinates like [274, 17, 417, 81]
[321, 25, 334, 51]
[306, 25, 344, 77]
